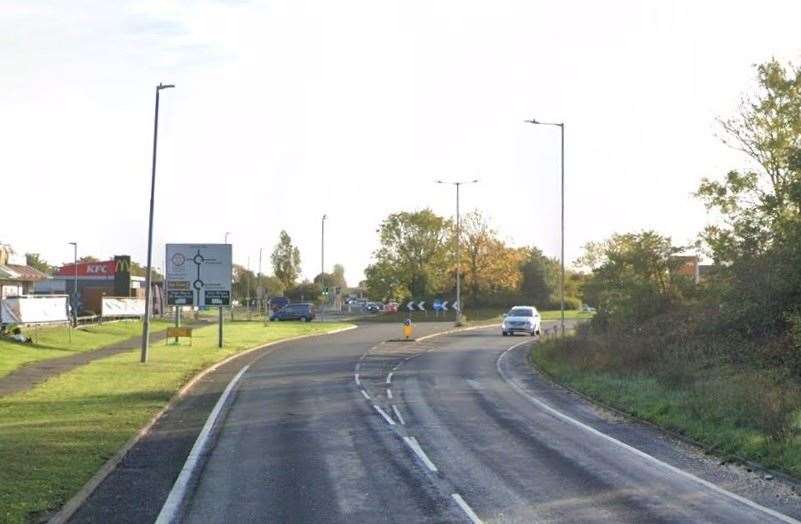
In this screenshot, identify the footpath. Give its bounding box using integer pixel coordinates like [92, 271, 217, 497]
[0, 322, 205, 397]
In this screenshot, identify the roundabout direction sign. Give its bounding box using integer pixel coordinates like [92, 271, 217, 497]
[166, 244, 232, 307]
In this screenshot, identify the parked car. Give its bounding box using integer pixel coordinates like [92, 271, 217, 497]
[384, 302, 399, 313]
[501, 306, 541, 336]
[363, 302, 382, 312]
[270, 303, 316, 322]
[269, 296, 290, 312]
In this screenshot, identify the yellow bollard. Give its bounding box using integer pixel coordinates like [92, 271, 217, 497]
[403, 319, 413, 340]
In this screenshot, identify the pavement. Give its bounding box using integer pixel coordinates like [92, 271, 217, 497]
[69, 321, 801, 523]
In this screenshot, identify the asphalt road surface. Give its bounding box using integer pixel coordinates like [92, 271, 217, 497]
[109, 322, 801, 523]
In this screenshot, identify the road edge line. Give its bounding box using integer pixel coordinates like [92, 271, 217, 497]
[496, 341, 800, 524]
[451, 493, 483, 524]
[155, 364, 251, 523]
[47, 324, 357, 524]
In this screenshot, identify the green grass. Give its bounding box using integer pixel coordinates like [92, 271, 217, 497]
[532, 338, 801, 478]
[0, 320, 351, 523]
[0, 320, 170, 379]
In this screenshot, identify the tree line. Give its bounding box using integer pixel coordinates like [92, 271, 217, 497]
[364, 209, 584, 308]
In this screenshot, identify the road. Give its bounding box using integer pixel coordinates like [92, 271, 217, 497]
[88, 322, 801, 523]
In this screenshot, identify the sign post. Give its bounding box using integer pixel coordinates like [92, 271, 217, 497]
[166, 244, 232, 348]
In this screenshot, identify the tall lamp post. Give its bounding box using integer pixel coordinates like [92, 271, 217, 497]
[68, 242, 77, 326]
[224, 232, 231, 245]
[141, 82, 175, 364]
[321, 214, 327, 322]
[436, 179, 478, 323]
[524, 117, 565, 336]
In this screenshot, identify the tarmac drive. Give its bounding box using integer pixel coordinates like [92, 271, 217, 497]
[72, 322, 801, 523]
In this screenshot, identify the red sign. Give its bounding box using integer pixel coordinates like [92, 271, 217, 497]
[56, 260, 116, 279]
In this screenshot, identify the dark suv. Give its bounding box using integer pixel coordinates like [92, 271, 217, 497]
[270, 303, 316, 322]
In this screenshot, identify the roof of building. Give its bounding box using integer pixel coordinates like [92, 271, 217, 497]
[0, 264, 49, 282]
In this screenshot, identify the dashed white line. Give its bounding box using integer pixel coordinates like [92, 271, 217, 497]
[403, 436, 438, 472]
[386, 372, 393, 384]
[360, 389, 371, 400]
[387, 388, 393, 399]
[451, 493, 482, 524]
[392, 405, 405, 425]
[355, 373, 361, 386]
[355, 362, 361, 372]
[373, 405, 396, 426]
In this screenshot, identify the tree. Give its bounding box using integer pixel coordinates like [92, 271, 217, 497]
[696, 59, 801, 335]
[313, 263, 347, 291]
[271, 230, 301, 289]
[25, 253, 53, 274]
[579, 232, 691, 331]
[78, 255, 100, 262]
[364, 210, 452, 300]
[285, 280, 322, 303]
[459, 210, 524, 305]
[518, 247, 557, 306]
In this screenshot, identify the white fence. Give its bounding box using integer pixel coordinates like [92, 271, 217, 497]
[101, 297, 145, 318]
[0, 295, 69, 324]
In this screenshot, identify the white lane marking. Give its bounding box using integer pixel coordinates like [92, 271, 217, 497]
[387, 388, 393, 399]
[355, 362, 360, 372]
[392, 405, 405, 425]
[403, 436, 438, 472]
[466, 378, 482, 390]
[452, 493, 483, 524]
[155, 364, 251, 524]
[361, 389, 371, 400]
[386, 372, 394, 384]
[355, 373, 360, 386]
[497, 341, 800, 524]
[374, 405, 396, 426]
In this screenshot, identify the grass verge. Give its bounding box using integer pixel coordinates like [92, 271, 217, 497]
[531, 335, 801, 479]
[0, 320, 351, 523]
[0, 320, 170, 379]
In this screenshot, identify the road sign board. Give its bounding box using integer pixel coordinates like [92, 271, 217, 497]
[166, 244, 232, 307]
[417, 301, 426, 311]
[432, 299, 443, 311]
[452, 302, 460, 312]
[407, 301, 415, 311]
[442, 301, 449, 311]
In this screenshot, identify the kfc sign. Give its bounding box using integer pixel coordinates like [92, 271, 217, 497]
[56, 260, 117, 279]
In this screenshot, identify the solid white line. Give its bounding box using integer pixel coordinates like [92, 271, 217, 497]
[387, 388, 393, 399]
[392, 405, 405, 425]
[496, 342, 800, 524]
[386, 372, 393, 384]
[452, 493, 483, 524]
[155, 364, 251, 524]
[374, 405, 396, 426]
[355, 373, 360, 386]
[361, 389, 371, 400]
[403, 436, 438, 472]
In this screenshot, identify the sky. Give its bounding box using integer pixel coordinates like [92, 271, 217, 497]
[3, 0, 801, 286]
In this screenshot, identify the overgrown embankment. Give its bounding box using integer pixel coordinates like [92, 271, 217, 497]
[531, 320, 801, 478]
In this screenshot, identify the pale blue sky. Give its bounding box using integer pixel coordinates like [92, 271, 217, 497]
[3, 1, 800, 285]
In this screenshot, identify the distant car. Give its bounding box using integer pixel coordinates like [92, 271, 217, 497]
[384, 302, 399, 313]
[501, 306, 541, 337]
[581, 304, 596, 313]
[269, 296, 290, 312]
[270, 303, 316, 322]
[363, 302, 382, 312]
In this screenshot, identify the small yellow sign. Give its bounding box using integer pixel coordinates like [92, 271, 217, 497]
[403, 323, 413, 339]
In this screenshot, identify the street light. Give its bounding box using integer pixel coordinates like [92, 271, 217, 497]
[436, 179, 478, 323]
[141, 82, 175, 364]
[321, 214, 327, 322]
[68, 242, 77, 326]
[524, 117, 565, 336]
[224, 232, 231, 244]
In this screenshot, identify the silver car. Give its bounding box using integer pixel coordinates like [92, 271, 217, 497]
[501, 306, 541, 336]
